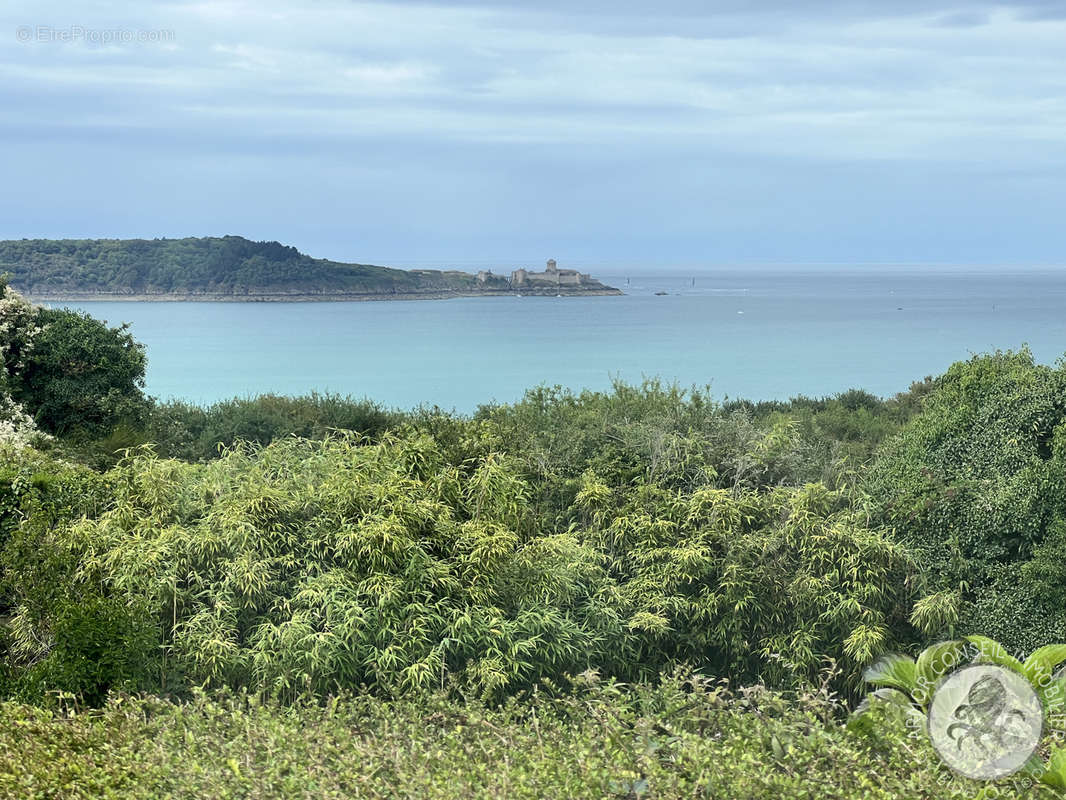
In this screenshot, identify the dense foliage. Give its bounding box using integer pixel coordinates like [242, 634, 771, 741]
[867, 349, 1066, 652]
[4, 293, 1066, 798]
[0, 445, 122, 704]
[723, 381, 937, 478]
[1, 236, 510, 296]
[851, 635, 1066, 791]
[0, 675, 1038, 800]
[1, 432, 929, 703]
[0, 281, 149, 447]
[13, 307, 148, 438]
[0, 280, 44, 448]
[147, 393, 401, 462]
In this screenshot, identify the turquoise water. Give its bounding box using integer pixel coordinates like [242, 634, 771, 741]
[63, 268, 1066, 412]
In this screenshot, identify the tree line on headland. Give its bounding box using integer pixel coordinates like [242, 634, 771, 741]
[0, 236, 618, 299]
[1, 279, 1064, 797]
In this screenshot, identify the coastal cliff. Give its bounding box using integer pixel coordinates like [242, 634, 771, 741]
[1, 236, 621, 301]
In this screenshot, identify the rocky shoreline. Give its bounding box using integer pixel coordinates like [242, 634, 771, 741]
[25, 287, 624, 303]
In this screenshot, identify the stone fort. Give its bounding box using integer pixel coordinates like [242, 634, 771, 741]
[505, 259, 591, 287]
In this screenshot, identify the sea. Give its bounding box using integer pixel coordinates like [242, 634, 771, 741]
[60, 266, 1066, 413]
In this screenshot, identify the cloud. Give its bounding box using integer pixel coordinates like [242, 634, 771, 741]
[931, 10, 990, 27]
[0, 0, 1064, 262]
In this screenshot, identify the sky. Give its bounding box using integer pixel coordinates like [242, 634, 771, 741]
[2, 0, 1065, 268]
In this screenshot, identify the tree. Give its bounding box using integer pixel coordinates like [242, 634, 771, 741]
[11, 307, 148, 438]
[0, 276, 40, 395]
[866, 349, 1066, 652]
[0, 278, 45, 447]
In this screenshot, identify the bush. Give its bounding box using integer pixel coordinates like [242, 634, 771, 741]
[0, 674, 1032, 799]
[0, 445, 155, 704]
[474, 381, 820, 525]
[5, 431, 933, 703]
[10, 306, 148, 438]
[147, 392, 400, 461]
[570, 477, 929, 691]
[866, 349, 1066, 651]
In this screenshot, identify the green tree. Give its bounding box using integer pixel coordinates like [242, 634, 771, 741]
[866, 349, 1066, 652]
[12, 307, 148, 438]
[0, 278, 46, 447]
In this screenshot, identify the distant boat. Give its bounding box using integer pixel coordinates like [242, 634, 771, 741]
[654, 291, 668, 296]
[691, 277, 695, 287]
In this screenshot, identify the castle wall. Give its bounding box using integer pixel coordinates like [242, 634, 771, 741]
[510, 265, 589, 288]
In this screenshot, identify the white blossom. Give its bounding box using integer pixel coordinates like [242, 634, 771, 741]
[0, 283, 48, 448]
[0, 283, 43, 380]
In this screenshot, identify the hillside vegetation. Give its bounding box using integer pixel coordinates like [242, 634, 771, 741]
[3, 281, 1066, 797]
[0, 236, 509, 297]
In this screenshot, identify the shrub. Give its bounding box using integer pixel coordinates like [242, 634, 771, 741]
[147, 392, 400, 461]
[0, 674, 1034, 799]
[10, 306, 148, 438]
[571, 476, 929, 691]
[0, 445, 153, 703]
[6, 431, 933, 703]
[866, 349, 1066, 651]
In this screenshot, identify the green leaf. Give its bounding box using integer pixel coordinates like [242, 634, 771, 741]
[913, 639, 967, 705]
[1040, 745, 1066, 791]
[1023, 643, 1066, 689]
[1019, 752, 1050, 781]
[1041, 675, 1066, 719]
[964, 635, 1025, 674]
[852, 687, 914, 713]
[862, 652, 917, 694]
[847, 688, 925, 737]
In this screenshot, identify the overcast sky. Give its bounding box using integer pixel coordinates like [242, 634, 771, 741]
[2, 1, 1064, 267]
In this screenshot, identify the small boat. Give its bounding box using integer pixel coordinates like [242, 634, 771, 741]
[654, 291, 668, 296]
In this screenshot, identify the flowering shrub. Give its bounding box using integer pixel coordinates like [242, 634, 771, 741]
[0, 280, 41, 385]
[0, 282, 46, 448]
